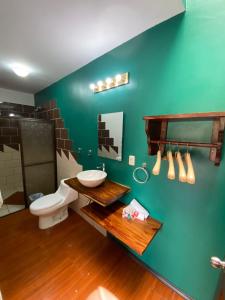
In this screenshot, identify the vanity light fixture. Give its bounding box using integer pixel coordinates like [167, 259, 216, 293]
[97, 80, 104, 92]
[106, 77, 112, 84]
[115, 74, 122, 82]
[89, 72, 129, 93]
[97, 80, 103, 87]
[106, 77, 112, 89]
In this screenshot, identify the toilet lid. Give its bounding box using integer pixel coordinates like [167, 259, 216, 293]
[30, 194, 63, 210]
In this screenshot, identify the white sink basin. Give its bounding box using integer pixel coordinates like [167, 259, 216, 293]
[77, 170, 107, 188]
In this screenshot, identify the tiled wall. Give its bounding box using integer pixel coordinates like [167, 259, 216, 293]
[37, 99, 76, 160]
[0, 102, 34, 202]
[0, 118, 20, 152]
[0, 102, 35, 153]
[0, 145, 23, 200]
[57, 149, 82, 185]
[0, 100, 76, 160]
[0, 100, 78, 201]
[0, 102, 35, 118]
[36, 99, 82, 183]
[0, 99, 80, 195]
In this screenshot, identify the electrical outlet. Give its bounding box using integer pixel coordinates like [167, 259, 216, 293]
[128, 155, 135, 166]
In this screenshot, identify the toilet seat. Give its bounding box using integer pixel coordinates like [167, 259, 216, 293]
[30, 194, 63, 214]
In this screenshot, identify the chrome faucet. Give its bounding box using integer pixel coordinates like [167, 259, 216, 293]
[97, 163, 105, 172]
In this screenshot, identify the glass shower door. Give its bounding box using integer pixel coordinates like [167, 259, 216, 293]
[20, 119, 56, 204]
[0, 117, 25, 217]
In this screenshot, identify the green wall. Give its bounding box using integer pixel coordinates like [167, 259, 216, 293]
[35, 1, 225, 299]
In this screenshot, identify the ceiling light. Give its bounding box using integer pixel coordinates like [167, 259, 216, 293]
[11, 64, 30, 78]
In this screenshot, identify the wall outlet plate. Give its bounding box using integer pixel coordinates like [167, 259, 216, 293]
[128, 155, 135, 166]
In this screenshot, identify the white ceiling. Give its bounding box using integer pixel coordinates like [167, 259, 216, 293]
[0, 0, 184, 94]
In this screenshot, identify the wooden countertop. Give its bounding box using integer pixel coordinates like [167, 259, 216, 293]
[64, 178, 130, 206]
[81, 202, 162, 255]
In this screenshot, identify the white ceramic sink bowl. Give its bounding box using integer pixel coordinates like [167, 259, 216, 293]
[77, 170, 107, 188]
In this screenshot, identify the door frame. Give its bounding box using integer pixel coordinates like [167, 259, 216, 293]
[19, 118, 57, 208]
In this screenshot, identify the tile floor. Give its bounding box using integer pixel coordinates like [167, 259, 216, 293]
[0, 204, 25, 217]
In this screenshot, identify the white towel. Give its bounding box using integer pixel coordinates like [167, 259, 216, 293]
[122, 199, 149, 221]
[130, 199, 149, 218]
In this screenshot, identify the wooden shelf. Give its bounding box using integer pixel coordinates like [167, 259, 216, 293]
[144, 112, 225, 166]
[81, 202, 162, 255]
[64, 178, 130, 207]
[150, 140, 221, 149]
[144, 112, 225, 121]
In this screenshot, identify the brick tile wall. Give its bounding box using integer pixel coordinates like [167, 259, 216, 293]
[37, 100, 76, 160]
[0, 145, 23, 200]
[0, 118, 20, 151]
[0, 102, 35, 118]
[0, 100, 76, 160]
[0, 102, 35, 153]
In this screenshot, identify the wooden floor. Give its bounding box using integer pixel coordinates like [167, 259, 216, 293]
[0, 209, 184, 300]
[4, 191, 25, 205]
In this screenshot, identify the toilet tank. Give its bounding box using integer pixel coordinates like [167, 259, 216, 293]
[57, 179, 78, 204]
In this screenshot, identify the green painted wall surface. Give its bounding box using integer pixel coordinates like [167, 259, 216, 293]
[35, 1, 225, 299]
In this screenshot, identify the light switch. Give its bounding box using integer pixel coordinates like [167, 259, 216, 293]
[128, 155, 135, 166]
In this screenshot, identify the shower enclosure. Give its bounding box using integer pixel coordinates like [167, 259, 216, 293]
[20, 119, 56, 200]
[0, 117, 56, 217]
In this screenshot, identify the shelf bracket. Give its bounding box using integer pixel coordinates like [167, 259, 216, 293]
[209, 117, 225, 166]
[145, 120, 168, 155]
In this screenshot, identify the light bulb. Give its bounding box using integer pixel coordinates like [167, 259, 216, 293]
[97, 80, 103, 87]
[106, 77, 112, 85]
[89, 83, 96, 91]
[11, 64, 30, 78]
[115, 74, 122, 82]
[9, 113, 15, 117]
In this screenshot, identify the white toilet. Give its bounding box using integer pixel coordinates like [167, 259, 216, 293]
[29, 179, 78, 229]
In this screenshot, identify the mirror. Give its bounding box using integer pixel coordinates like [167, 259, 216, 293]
[97, 112, 123, 161]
